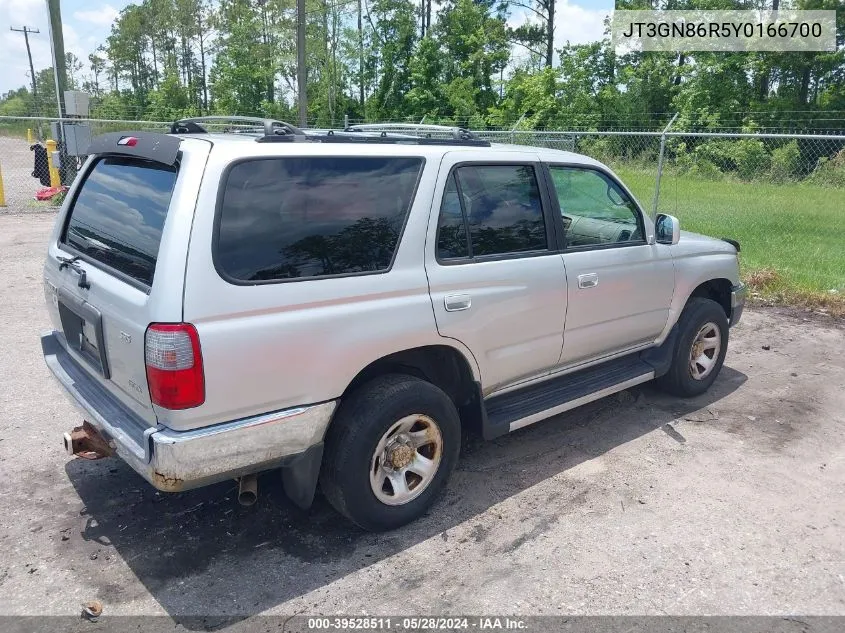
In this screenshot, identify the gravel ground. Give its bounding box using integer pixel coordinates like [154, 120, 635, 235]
[0, 213, 843, 621]
[0, 135, 43, 209]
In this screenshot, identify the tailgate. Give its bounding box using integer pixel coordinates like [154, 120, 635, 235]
[43, 133, 211, 427]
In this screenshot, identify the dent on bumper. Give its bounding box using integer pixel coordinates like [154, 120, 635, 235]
[41, 330, 337, 492]
[730, 283, 747, 327]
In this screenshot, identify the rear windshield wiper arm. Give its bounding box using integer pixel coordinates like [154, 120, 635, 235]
[57, 255, 91, 290]
[57, 255, 79, 269]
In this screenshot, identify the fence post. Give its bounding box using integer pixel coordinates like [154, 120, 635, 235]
[511, 112, 527, 144]
[27, 128, 33, 144]
[0, 161, 6, 207]
[651, 112, 678, 217]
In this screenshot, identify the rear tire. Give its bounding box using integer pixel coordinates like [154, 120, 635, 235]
[656, 297, 729, 398]
[320, 374, 461, 531]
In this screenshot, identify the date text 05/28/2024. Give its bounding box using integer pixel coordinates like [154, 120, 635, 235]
[306, 617, 528, 631]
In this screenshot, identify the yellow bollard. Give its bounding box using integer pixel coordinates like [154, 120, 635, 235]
[27, 128, 33, 144]
[0, 161, 6, 207]
[46, 139, 61, 188]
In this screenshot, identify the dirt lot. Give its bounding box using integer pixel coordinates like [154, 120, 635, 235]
[0, 135, 44, 209]
[0, 213, 843, 621]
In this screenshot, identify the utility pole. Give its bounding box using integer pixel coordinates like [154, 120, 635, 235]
[296, 0, 307, 127]
[358, 0, 364, 109]
[46, 0, 68, 117]
[545, 0, 555, 68]
[10, 27, 40, 101]
[46, 0, 70, 185]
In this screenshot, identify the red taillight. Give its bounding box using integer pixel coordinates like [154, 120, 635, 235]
[144, 323, 205, 409]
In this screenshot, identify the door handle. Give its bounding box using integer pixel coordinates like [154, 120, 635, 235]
[444, 294, 472, 312]
[578, 273, 599, 289]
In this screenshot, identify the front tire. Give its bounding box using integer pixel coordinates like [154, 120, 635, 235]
[320, 374, 461, 531]
[656, 297, 729, 398]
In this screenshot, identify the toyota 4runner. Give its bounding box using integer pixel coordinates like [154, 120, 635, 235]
[41, 117, 745, 531]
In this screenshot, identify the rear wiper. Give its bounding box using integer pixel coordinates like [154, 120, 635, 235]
[57, 255, 91, 290]
[57, 255, 80, 268]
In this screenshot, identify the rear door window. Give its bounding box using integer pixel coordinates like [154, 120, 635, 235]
[215, 156, 423, 282]
[435, 164, 549, 260]
[62, 157, 177, 287]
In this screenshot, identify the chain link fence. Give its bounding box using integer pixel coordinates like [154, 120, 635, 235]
[1, 115, 843, 305]
[0, 116, 172, 208]
[571, 129, 845, 305]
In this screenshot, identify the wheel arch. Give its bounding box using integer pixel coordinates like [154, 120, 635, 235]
[342, 344, 480, 413]
[655, 276, 735, 347]
[688, 278, 733, 320]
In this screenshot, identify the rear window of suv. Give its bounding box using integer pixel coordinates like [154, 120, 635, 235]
[215, 156, 423, 282]
[62, 157, 177, 287]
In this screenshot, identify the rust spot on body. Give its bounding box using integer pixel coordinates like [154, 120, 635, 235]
[152, 471, 185, 491]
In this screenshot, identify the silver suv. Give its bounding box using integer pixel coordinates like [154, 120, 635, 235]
[41, 117, 745, 531]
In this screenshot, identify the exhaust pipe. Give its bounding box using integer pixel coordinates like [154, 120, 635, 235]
[64, 421, 114, 460]
[238, 474, 258, 506]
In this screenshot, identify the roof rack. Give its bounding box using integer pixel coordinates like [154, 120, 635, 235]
[256, 130, 490, 147]
[168, 116, 490, 146]
[170, 116, 305, 137]
[343, 123, 480, 140]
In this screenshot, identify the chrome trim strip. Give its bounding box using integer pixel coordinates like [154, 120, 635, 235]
[154, 405, 319, 442]
[508, 372, 654, 432]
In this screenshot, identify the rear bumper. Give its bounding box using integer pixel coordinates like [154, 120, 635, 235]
[730, 282, 747, 327]
[41, 330, 336, 493]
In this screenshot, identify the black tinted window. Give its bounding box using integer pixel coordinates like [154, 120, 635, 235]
[455, 165, 547, 257]
[63, 157, 177, 286]
[217, 157, 423, 281]
[436, 175, 470, 259]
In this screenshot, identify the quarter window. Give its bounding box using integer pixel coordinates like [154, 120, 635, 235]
[216, 157, 423, 282]
[436, 175, 470, 259]
[549, 167, 643, 248]
[435, 164, 548, 260]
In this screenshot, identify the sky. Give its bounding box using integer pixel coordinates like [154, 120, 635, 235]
[0, 0, 614, 97]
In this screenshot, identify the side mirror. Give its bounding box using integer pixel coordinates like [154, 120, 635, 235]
[655, 213, 680, 245]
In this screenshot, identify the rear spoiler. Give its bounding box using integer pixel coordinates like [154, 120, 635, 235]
[85, 131, 181, 166]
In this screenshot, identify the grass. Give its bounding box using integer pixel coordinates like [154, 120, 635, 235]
[614, 166, 845, 316]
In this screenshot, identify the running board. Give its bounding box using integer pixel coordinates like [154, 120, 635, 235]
[482, 355, 655, 439]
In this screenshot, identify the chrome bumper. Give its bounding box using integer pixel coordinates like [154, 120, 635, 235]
[41, 331, 336, 492]
[730, 282, 747, 327]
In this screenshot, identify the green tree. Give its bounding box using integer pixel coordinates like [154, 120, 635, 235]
[210, 0, 277, 115]
[405, 36, 445, 116]
[365, 0, 418, 119]
[436, 0, 510, 118]
[508, 0, 555, 68]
